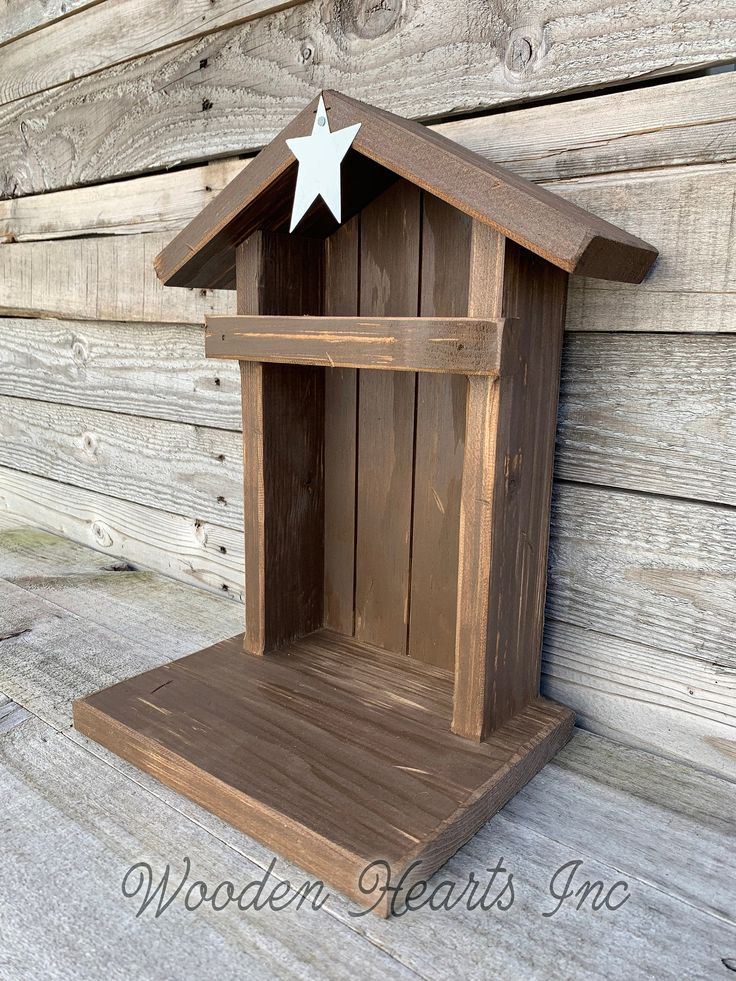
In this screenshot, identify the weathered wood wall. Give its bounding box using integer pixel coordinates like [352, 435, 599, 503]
[0, 1, 734, 780]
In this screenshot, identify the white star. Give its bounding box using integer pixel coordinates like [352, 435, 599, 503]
[286, 95, 361, 233]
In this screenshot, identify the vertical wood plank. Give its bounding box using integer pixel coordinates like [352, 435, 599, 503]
[452, 231, 568, 740]
[495, 244, 568, 721]
[408, 195, 470, 669]
[355, 181, 420, 654]
[452, 224, 506, 738]
[237, 231, 325, 654]
[323, 217, 359, 635]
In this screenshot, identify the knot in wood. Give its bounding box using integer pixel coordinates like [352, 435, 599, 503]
[71, 336, 88, 366]
[334, 0, 402, 43]
[91, 521, 113, 547]
[298, 43, 314, 64]
[505, 34, 534, 74]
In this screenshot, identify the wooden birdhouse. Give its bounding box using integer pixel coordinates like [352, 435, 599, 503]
[74, 91, 657, 915]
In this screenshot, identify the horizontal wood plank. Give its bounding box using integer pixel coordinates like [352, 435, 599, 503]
[0, 0, 95, 45]
[542, 620, 736, 781]
[556, 332, 736, 506]
[0, 158, 244, 241]
[0, 0, 305, 106]
[0, 396, 244, 530]
[0, 531, 243, 659]
[1, 163, 730, 329]
[437, 71, 736, 184]
[1, 1, 734, 196]
[547, 483, 736, 672]
[0, 467, 244, 598]
[4, 322, 733, 507]
[563, 162, 736, 331]
[504, 727, 736, 921]
[1, 73, 732, 243]
[0, 317, 241, 428]
[0, 234, 235, 323]
[206, 315, 504, 373]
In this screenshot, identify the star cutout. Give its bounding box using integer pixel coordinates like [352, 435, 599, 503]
[286, 95, 361, 233]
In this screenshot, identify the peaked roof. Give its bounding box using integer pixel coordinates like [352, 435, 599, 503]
[155, 90, 657, 290]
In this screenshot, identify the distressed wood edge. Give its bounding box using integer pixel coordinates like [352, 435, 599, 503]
[205, 314, 506, 374]
[73, 671, 573, 917]
[155, 89, 658, 290]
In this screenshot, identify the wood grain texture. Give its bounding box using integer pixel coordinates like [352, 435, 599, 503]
[556, 332, 736, 506]
[0, 694, 31, 735]
[0, 233, 235, 323]
[74, 627, 573, 914]
[157, 89, 656, 289]
[0, 0, 305, 105]
[0, 317, 241, 429]
[408, 197, 471, 669]
[547, 483, 736, 673]
[453, 230, 569, 740]
[0, 535, 244, 683]
[237, 233, 324, 653]
[542, 620, 736, 781]
[504, 726, 736, 924]
[3, 162, 725, 329]
[0, 715, 411, 981]
[0, 0, 95, 44]
[0, 466, 244, 599]
[2, 527, 734, 975]
[4, 322, 734, 508]
[0, 158, 244, 241]
[452, 224, 506, 738]
[354, 181, 420, 655]
[2, 73, 731, 244]
[2, 0, 734, 196]
[323, 217, 359, 635]
[562, 162, 736, 332]
[206, 315, 504, 374]
[0, 396, 244, 530]
[436, 71, 736, 184]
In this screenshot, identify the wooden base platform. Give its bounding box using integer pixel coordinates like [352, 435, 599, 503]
[73, 629, 574, 915]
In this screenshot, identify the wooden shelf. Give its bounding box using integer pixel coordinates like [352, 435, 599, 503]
[205, 315, 507, 374]
[73, 628, 574, 914]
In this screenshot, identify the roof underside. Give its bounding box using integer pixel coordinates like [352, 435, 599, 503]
[155, 91, 658, 291]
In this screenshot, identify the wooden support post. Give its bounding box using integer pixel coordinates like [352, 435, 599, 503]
[452, 230, 568, 741]
[236, 231, 325, 654]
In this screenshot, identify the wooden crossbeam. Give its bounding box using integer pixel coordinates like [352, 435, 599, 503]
[205, 315, 508, 374]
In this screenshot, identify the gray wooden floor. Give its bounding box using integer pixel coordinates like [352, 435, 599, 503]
[1, 520, 734, 981]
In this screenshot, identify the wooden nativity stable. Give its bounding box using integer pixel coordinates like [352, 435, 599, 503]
[73, 91, 657, 914]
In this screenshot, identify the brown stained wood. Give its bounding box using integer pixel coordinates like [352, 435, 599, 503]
[408, 196, 471, 669]
[354, 181, 420, 655]
[155, 90, 657, 290]
[237, 232, 324, 654]
[453, 233, 568, 741]
[205, 315, 504, 374]
[73, 628, 574, 915]
[323, 218, 359, 635]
